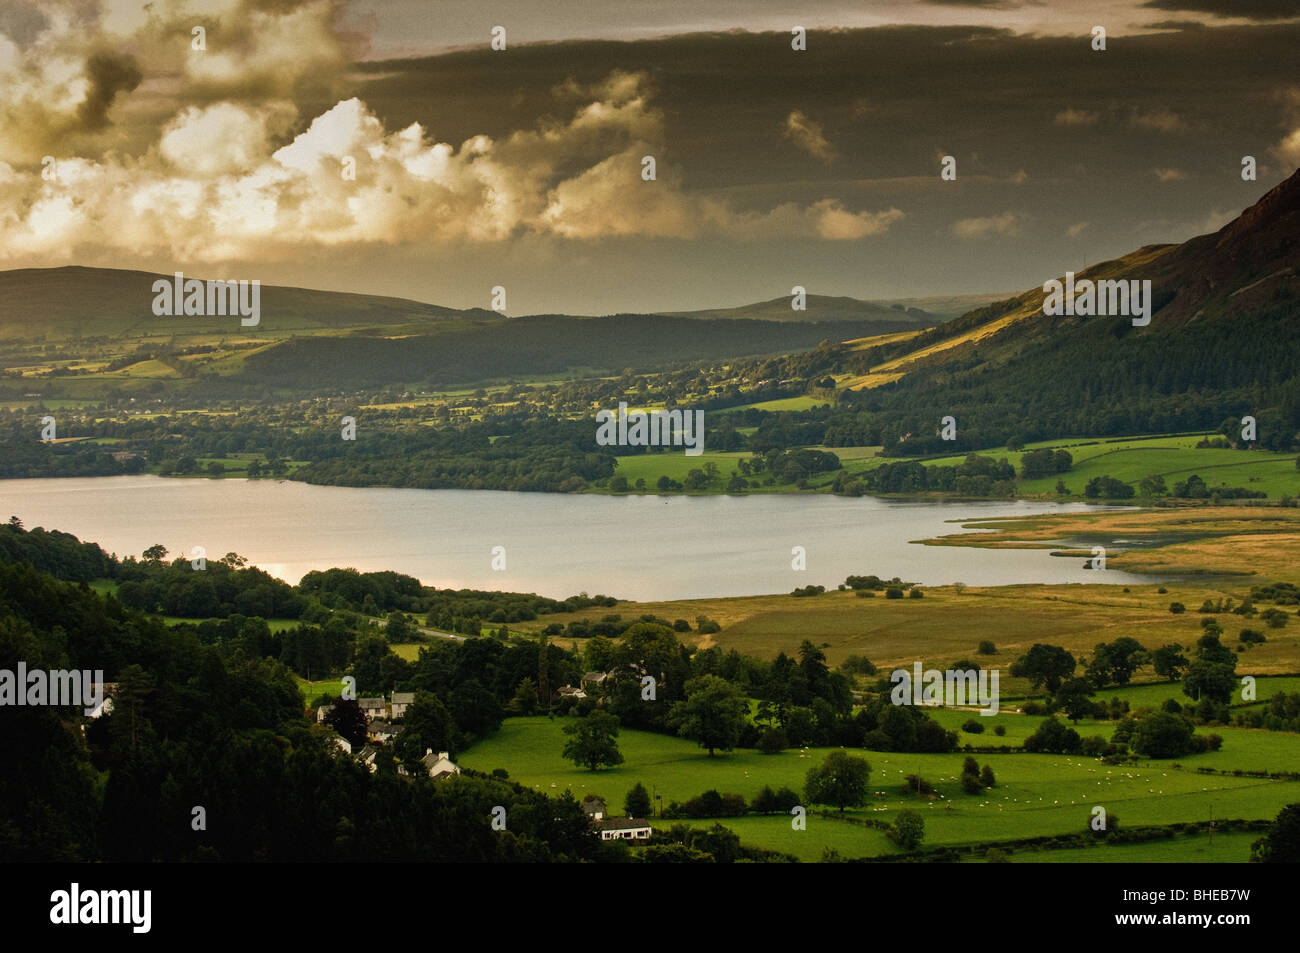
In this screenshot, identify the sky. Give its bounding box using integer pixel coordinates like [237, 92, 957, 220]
[0, 0, 1297, 315]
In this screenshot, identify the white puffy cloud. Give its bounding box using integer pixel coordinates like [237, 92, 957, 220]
[783, 110, 836, 162]
[951, 211, 1023, 239]
[1130, 108, 1187, 133]
[1054, 108, 1099, 126]
[0, 66, 906, 262]
[1272, 128, 1300, 167]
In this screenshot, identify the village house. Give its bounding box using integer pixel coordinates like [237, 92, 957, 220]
[366, 720, 398, 744]
[358, 697, 387, 721]
[357, 745, 379, 773]
[85, 683, 118, 720]
[593, 817, 653, 842]
[582, 796, 607, 821]
[390, 692, 415, 720]
[419, 749, 461, 780]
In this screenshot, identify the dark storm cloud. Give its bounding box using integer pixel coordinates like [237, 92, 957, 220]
[75, 53, 144, 132]
[1141, 0, 1300, 20]
[354, 22, 1298, 191]
[334, 21, 1298, 310]
[0, 0, 48, 44]
[1143, 20, 1210, 29]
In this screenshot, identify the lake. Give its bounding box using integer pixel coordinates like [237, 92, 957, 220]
[0, 476, 1154, 601]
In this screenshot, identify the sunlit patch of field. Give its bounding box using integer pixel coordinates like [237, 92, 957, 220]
[925, 506, 1300, 578]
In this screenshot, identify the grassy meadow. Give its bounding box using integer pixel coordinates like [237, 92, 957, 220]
[461, 715, 1300, 862]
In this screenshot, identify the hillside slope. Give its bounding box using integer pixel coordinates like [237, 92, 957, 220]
[848, 168, 1300, 391]
[0, 266, 497, 338]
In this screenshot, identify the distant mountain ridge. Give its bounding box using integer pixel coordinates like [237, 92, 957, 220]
[659, 294, 937, 325]
[0, 266, 498, 338]
[0, 266, 963, 336]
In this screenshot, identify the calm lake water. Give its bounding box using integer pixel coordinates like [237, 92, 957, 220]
[0, 476, 1152, 601]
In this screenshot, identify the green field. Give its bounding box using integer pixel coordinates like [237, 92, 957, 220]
[295, 677, 346, 702]
[87, 579, 118, 597]
[610, 445, 882, 493]
[611, 451, 751, 487]
[461, 714, 1300, 860]
[160, 615, 301, 633]
[865, 433, 1300, 499]
[957, 830, 1258, 862]
[716, 396, 830, 414]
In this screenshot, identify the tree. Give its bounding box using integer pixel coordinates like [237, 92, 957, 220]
[798, 640, 830, 694]
[669, 675, 749, 757]
[385, 611, 416, 643]
[509, 677, 539, 716]
[562, 710, 624, 771]
[324, 697, 369, 749]
[980, 765, 996, 788]
[804, 750, 871, 812]
[1054, 678, 1097, 723]
[1183, 661, 1237, 705]
[1085, 475, 1135, 499]
[142, 544, 168, 562]
[402, 691, 456, 756]
[1011, 643, 1076, 693]
[537, 633, 550, 712]
[891, 809, 925, 850]
[756, 726, 788, 754]
[1183, 633, 1237, 704]
[1132, 711, 1194, 758]
[1152, 643, 1188, 681]
[1085, 637, 1148, 687]
[1139, 474, 1167, 498]
[1251, 803, 1300, 863]
[625, 782, 652, 818]
[1023, 717, 1082, 754]
[110, 663, 156, 754]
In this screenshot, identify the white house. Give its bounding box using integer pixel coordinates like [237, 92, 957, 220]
[357, 745, 380, 773]
[391, 692, 415, 720]
[85, 683, 117, 720]
[419, 749, 460, 780]
[593, 817, 653, 841]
